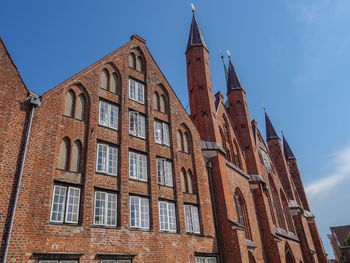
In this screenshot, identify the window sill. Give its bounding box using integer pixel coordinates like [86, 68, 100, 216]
[129, 178, 148, 183]
[55, 168, 81, 174]
[129, 227, 153, 232]
[48, 221, 82, 227]
[178, 150, 191, 155]
[129, 98, 145, 106]
[62, 114, 85, 122]
[155, 142, 171, 148]
[129, 134, 147, 141]
[158, 184, 174, 188]
[98, 123, 119, 132]
[91, 224, 120, 230]
[99, 88, 119, 96]
[95, 171, 118, 177]
[159, 230, 179, 235]
[186, 232, 203, 237]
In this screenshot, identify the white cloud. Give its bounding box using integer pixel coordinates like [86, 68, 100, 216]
[306, 143, 350, 199]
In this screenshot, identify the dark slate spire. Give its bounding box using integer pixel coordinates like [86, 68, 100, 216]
[282, 134, 296, 160]
[186, 14, 208, 52]
[227, 59, 243, 93]
[265, 112, 279, 141]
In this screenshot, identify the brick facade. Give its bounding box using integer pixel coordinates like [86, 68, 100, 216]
[0, 12, 327, 263]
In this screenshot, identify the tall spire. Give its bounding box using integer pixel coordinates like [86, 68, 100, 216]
[186, 11, 208, 53]
[265, 111, 279, 141]
[227, 59, 243, 93]
[282, 134, 296, 160]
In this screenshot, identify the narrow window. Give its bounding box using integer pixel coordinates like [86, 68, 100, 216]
[153, 92, 160, 111]
[129, 151, 148, 182]
[260, 148, 272, 170]
[64, 90, 75, 117]
[136, 56, 143, 72]
[101, 69, 109, 90]
[129, 196, 149, 229]
[195, 257, 217, 263]
[50, 184, 80, 224]
[75, 94, 85, 121]
[160, 94, 166, 113]
[129, 111, 146, 139]
[177, 131, 184, 151]
[99, 100, 119, 130]
[154, 120, 170, 146]
[40, 260, 79, 263]
[71, 140, 81, 172]
[129, 78, 145, 104]
[181, 169, 187, 192]
[157, 158, 173, 187]
[184, 204, 200, 234]
[101, 260, 131, 263]
[58, 137, 70, 170]
[96, 143, 118, 176]
[94, 191, 117, 227]
[187, 169, 194, 194]
[110, 73, 118, 93]
[183, 132, 189, 153]
[129, 53, 136, 69]
[234, 189, 252, 239]
[159, 201, 177, 232]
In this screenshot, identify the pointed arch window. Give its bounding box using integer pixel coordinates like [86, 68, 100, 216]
[183, 132, 189, 153]
[71, 140, 82, 172]
[281, 190, 295, 233]
[129, 53, 136, 69]
[64, 90, 75, 117]
[160, 94, 166, 113]
[110, 73, 118, 93]
[177, 130, 184, 151]
[269, 176, 286, 230]
[136, 56, 143, 72]
[101, 69, 109, 90]
[187, 169, 194, 194]
[234, 189, 251, 239]
[153, 92, 160, 111]
[75, 94, 85, 121]
[181, 169, 187, 193]
[58, 137, 70, 170]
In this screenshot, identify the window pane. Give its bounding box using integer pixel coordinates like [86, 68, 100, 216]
[137, 114, 146, 138]
[129, 111, 137, 136]
[50, 185, 67, 222]
[129, 79, 136, 101]
[109, 104, 119, 129]
[65, 187, 80, 223]
[138, 154, 147, 181]
[164, 161, 173, 187]
[107, 193, 117, 226]
[191, 206, 200, 233]
[140, 197, 149, 229]
[97, 144, 108, 173]
[108, 146, 118, 175]
[129, 152, 137, 179]
[159, 201, 168, 231]
[94, 191, 106, 225]
[137, 82, 144, 104]
[157, 159, 164, 184]
[130, 196, 140, 228]
[168, 203, 176, 232]
[184, 205, 192, 232]
[154, 121, 162, 144]
[162, 123, 170, 146]
[99, 101, 109, 126]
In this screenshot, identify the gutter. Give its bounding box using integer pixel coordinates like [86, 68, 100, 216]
[2, 96, 41, 263]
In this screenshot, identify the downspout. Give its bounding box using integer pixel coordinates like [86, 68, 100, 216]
[2, 96, 40, 263]
[206, 161, 224, 263]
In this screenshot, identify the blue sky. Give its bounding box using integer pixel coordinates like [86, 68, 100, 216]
[1, 0, 349, 258]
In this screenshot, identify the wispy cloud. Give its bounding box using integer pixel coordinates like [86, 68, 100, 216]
[306, 143, 350, 199]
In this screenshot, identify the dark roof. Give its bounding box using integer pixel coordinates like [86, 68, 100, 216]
[265, 112, 279, 141]
[186, 14, 208, 52]
[330, 225, 350, 248]
[227, 60, 243, 93]
[283, 135, 296, 160]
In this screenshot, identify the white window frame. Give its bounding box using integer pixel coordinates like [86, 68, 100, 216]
[260, 148, 271, 170]
[50, 185, 80, 224]
[94, 191, 118, 227]
[129, 151, 148, 182]
[101, 260, 131, 263]
[129, 196, 149, 229]
[129, 110, 146, 139]
[195, 257, 217, 263]
[96, 143, 118, 176]
[159, 201, 177, 232]
[154, 120, 170, 146]
[156, 158, 173, 187]
[99, 100, 119, 130]
[184, 204, 201, 234]
[39, 260, 78, 263]
[129, 78, 145, 104]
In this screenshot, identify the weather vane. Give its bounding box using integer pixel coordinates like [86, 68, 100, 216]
[191, 3, 195, 13]
[226, 50, 231, 59]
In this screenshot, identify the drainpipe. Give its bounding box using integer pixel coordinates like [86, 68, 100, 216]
[2, 96, 41, 263]
[206, 161, 224, 263]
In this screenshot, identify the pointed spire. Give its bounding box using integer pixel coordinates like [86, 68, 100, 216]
[282, 133, 296, 160]
[265, 111, 279, 141]
[186, 11, 208, 53]
[227, 59, 243, 93]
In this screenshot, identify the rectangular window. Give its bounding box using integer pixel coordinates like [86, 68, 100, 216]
[159, 201, 177, 232]
[94, 191, 117, 227]
[50, 185, 81, 224]
[99, 100, 119, 130]
[96, 143, 118, 176]
[129, 111, 146, 139]
[129, 78, 145, 104]
[129, 196, 149, 229]
[129, 151, 148, 182]
[101, 260, 131, 263]
[39, 260, 78, 263]
[157, 158, 173, 187]
[260, 148, 271, 170]
[184, 204, 201, 234]
[196, 257, 217, 263]
[154, 120, 170, 146]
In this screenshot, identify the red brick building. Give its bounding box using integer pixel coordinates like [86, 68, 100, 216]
[0, 10, 328, 263]
[328, 225, 350, 263]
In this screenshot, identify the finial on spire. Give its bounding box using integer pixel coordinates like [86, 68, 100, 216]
[281, 129, 284, 136]
[263, 105, 266, 112]
[220, 49, 224, 59]
[191, 3, 195, 13]
[226, 50, 231, 59]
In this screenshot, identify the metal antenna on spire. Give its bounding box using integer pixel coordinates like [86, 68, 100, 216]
[191, 3, 195, 13]
[226, 50, 231, 59]
[281, 129, 284, 136]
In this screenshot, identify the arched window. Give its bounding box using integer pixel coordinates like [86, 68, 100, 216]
[269, 175, 286, 230]
[234, 188, 251, 239]
[187, 169, 193, 194]
[136, 56, 143, 72]
[101, 69, 109, 90]
[281, 190, 295, 233]
[153, 92, 160, 111]
[160, 94, 166, 113]
[181, 169, 187, 193]
[177, 130, 184, 151]
[110, 73, 118, 93]
[248, 252, 256, 263]
[71, 140, 82, 172]
[64, 90, 75, 117]
[58, 137, 70, 170]
[286, 245, 296, 263]
[75, 94, 85, 121]
[183, 132, 189, 153]
[129, 53, 136, 69]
